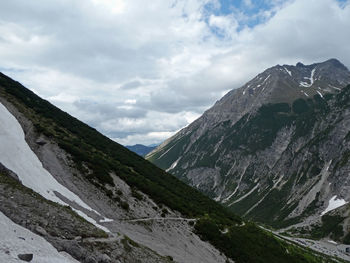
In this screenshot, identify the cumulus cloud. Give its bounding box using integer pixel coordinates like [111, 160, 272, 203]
[0, 0, 349, 145]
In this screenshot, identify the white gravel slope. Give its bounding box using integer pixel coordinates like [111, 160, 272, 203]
[0, 211, 79, 263]
[0, 102, 108, 231]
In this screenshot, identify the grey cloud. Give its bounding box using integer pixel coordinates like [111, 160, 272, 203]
[73, 100, 146, 120]
[1, 0, 350, 145]
[120, 80, 142, 90]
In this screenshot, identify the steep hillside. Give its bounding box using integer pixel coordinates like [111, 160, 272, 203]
[0, 72, 338, 262]
[147, 59, 350, 230]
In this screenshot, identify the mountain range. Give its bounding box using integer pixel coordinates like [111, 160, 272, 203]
[126, 144, 157, 157]
[147, 59, 350, 241]
[0, 72, 339, 262]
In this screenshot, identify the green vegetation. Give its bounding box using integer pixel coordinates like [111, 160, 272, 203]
[287, 212, 349, 245]
[223, 103, 293, 154]
[146, 131, 193, 170]
[195, 219, 337, 263]
[343, 232, 350, 245]
[309, 215, 345, 241]
[121, 235, 140, 251]
[131, 187, 143, 201]
[0, 73, 347, 262]
[334, 150, 350, 170]
[242, 172, 301, 228]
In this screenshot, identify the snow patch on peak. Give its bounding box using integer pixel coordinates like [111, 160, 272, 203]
[316, 90, 324, 99]
[328, 84, 341, 91]
[263, 75, 271, 83]
[301, 90, 309, 97]
[299, 67, 317, 88]
[321, 195, 347, 216]
[166, 157, 181, 172]
[284, 67, 292, 76]
[299, 82, 310, 87]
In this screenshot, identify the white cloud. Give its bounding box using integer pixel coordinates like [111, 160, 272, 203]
[243, 0, 254, 8]
[0, 0, 349, 145]
[91, 0, 126, 14]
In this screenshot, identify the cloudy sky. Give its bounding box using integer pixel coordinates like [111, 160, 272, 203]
[1, 0, 350, 145]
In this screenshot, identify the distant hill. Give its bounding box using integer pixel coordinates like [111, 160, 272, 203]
[126, 144, 156, 156]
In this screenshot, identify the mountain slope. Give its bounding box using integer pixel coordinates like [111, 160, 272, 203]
[126, 144, 156, 156]
[147, 59, 350, 230]
[0, 72, 338, 262]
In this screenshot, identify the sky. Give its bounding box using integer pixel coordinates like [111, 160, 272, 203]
[0, 0, 349, 146]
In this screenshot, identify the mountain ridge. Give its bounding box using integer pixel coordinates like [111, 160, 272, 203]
[147, 59, 350, 236]
[126, 144, 156, 156]
[0, 72, 338, 262]
[147, 59, 350, 163]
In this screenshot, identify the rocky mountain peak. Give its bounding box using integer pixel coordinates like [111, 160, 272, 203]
[148, 59, 350, 162]
[197, 59, 350, 131]
[323, 58, 348, 70]
[147, 59, 350, 243]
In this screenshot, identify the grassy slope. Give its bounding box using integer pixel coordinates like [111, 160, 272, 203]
[0, 72, 340, 263]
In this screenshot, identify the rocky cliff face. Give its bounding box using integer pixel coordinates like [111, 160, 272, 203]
[147, 59, 350, 229]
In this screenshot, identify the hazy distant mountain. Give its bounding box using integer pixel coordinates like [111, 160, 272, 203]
[126, 144, 156, 156]
[147, 59, 350, 240]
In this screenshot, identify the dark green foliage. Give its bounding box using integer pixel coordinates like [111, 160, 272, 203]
[292, 96, 330, 140]
[343, 232, 350, 244]
[245, 172, 298, 226]
[302, 192, 321, 217]
[162, 208, 169, 215]
[147, 132, 192, 170]
[165, 255, 174, 261]
[195, 219, 327, 263]
[120, 201, 130, 211]
[292, 99, 310, 114]
[309, 215, 345, 240]
[121, 236, 139, 252]
[223, 103, 293, 153]
[336, 85, 350, 107]
[106, 189, 113, 198]
[345, 131, 350, 141]
[131, 188, 143, 201]
[335, 150, 350, 169]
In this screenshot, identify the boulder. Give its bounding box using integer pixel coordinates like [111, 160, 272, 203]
[18, 253, 33, 262]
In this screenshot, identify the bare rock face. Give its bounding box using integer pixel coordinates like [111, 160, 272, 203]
[18, 253, 33, 262]
[147, 59, 350, 228]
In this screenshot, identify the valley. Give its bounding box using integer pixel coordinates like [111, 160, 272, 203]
[0, 72, 338, 262]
